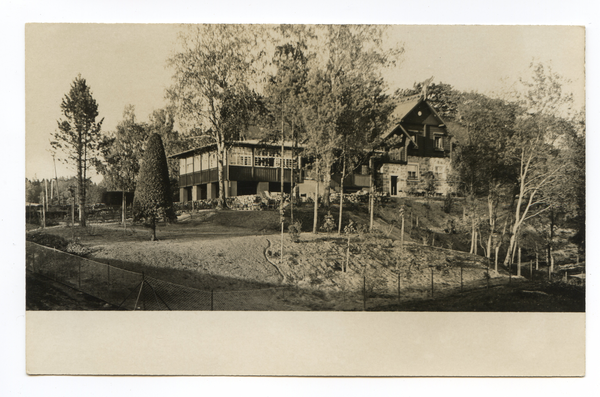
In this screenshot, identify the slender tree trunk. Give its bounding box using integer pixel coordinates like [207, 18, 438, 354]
[494, 246, 499, 273]
[44, 179, 49, 212]
[313, 159, 320, 234]
[122, 189, 126, 228]
[53, 156, 60, 206]
[345, 234, 350, 273]
[510, 237, 518, 265]
[290, 122, 295, 224]
[338, 157, 346, 235]
[469, 217, 475, 254]
[369, 158, 374, 233]
[77, 154, 86, 227]
[536, 251, 539, 270]
[505, 222, 519, 266]
[323, 168, 331, 209]
[517, 246, 522, 276]
[281, 103, 285, 212]
[401, 214, 405, 252]
[42, 194, 46, 229]
[150, 218, 156, 241]
[216, 141, 227, 209]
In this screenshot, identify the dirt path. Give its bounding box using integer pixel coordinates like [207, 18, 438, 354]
[90, 234, 283, 290]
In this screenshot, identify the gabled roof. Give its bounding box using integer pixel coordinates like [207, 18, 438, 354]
[390, 94, 422, 122]
[382, 96, 449, 143]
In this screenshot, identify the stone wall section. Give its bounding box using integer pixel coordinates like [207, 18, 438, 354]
[380, 156, 453, 196]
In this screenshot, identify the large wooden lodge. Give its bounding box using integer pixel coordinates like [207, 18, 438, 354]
[170, 95, 455, 202]
[171, 139, 304, 202]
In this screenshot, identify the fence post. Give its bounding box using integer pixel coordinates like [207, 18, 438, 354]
[460, 265, 463, 291]
[397, 272, 401, 304]
[363, 275, 366, 311]
[430, 267, 434, 298]
[78, 260, 81, 289]
[530, 261, 533, 281]
[211, 289, 214, 311]
[142, 272, 146, 311]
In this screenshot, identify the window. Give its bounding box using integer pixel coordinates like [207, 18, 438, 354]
[407, 164, 419, 180]
[201, 153, 208, 170]
[434, 165, 445, 180]
[179, 158, 187, 175]
[435, 136, 444, 150]
[194, 155, 201, 171]
[186, 157, 194, 174]
[230, 146, 253, 166]
[209, 152, 217, 169]
[254, 148, 277, 167]
[275, 158, 295, 168]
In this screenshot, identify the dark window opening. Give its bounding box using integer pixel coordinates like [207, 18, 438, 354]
[237, 181, 258, 196]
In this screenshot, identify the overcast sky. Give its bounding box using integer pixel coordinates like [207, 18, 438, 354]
[25, 24, 584, 183]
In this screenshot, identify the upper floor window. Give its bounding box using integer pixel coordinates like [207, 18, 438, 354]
[254, 148, 276, 167]
[434, 136, 444, 150]
[230, 146, 253, 166]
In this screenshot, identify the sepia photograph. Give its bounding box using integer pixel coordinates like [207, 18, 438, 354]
[16, 19, 590, 379]
[25, 24, 585, 314]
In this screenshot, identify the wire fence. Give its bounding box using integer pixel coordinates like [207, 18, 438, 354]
[26, 242, 294, 311]
[26, 241, 583, 311]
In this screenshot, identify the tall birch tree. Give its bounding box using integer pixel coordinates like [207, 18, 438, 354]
[168, 25, 265, 208]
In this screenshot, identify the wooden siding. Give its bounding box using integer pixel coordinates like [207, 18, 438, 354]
[179, 169, 219, 187]
[180, 165, 298, 187]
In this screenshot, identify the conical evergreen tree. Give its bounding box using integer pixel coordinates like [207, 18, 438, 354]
[133, 133, 176, 240]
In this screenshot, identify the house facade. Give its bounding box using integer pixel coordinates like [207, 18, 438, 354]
[170, 140, 304, 202]
[376, 95, 454, 196]
[171, 96, 454, 203]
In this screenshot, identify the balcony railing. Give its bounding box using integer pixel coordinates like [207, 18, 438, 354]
[179, 165, 300, 187]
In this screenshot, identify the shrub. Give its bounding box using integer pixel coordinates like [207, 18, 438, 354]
[66, 240, 92, 257]
[320, 211, 336, 233]
[26, 232, 69, 251]
[288, 221, 302, 243]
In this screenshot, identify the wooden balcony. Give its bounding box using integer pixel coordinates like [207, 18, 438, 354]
[179, 165, 301, 187]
